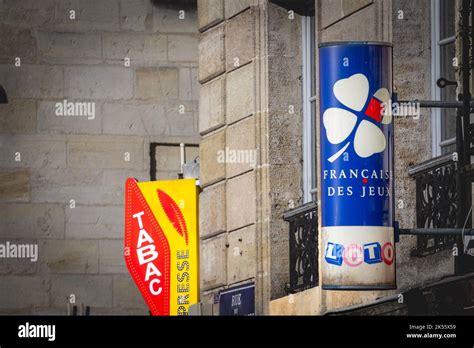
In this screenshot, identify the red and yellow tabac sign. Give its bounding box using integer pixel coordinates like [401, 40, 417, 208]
[124, 178, 199, 316]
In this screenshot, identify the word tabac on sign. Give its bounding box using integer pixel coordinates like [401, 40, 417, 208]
[124, 178, 199, 315]
[319, 42, 396, 290]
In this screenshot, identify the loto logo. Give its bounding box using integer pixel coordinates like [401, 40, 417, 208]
[325, 241, 394, 267]
[323, 73, 392, 162]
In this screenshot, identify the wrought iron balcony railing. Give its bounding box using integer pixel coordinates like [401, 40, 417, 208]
[283, 201, 318, 293]
[408, 153, 460, 257]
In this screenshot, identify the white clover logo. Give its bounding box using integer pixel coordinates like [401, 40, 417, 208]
[323, 73, 392, 163]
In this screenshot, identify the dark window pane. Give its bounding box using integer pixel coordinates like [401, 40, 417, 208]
[441, 108, 456, 142]
[441, 143, 456, 154]
[440, 0, 455, 39]
[440, 42, 456, 82]
[311, 100, 317, 192]
[440, 42, 456, 142]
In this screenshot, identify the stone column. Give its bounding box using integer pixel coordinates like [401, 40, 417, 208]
[198, 0, 274, 314]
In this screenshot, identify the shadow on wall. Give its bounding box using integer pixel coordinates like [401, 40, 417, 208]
[0, 85, 7, 104]
[151, 0, 197, 10]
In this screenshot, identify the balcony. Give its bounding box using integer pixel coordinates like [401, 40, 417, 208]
[283, 201, 318, 293]
[408, 152, 460, 257]
[281, 153, 465, 294]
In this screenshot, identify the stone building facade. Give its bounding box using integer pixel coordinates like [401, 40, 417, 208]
[0, 0, 199, 315]
[0, 0, 470, 316]
[198, 0, 468, 315]
[198, 0, 307, 314]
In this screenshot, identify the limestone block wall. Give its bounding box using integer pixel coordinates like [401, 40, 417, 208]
[197, 0, 304, 311]
[197, 0, 262, 309]
[0, 0, 199, 314]
[392, 0, 454, 292]
[266, 3, 303, 300]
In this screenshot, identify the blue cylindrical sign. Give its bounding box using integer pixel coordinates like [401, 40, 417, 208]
[319, 42, 396, 290]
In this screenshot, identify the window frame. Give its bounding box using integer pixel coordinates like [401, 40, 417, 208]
[149, 143, 199, 181]
[302, 15, 316, 203]
[431, 0, 457, 157]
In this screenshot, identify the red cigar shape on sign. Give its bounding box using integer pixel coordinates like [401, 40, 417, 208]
[157, 189, 189, 245]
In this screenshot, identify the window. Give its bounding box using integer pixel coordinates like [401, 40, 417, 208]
[150, 143, 199, 181]
[302, 15, 316, 203]
[431, 0, 457, 156]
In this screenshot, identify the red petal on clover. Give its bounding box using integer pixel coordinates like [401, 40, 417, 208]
[365, 97, 383, 122]
[157, 189, 189, 245]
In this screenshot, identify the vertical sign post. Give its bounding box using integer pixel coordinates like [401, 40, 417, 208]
[125, 178, 199, 314]
[319, 42, 396, 290]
